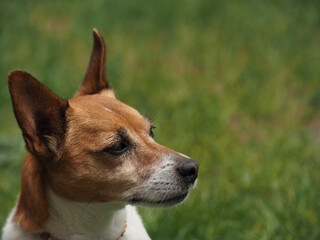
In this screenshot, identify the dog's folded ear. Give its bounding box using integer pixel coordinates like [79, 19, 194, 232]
[8, 70, 69, 158]
[75, 28, 110, 97]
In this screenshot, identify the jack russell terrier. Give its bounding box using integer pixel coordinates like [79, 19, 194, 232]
[2, 29, 199, 240]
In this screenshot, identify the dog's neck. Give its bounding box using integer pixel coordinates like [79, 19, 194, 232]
[44, 188, 127, 240]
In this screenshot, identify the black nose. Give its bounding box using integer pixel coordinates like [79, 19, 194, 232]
[177, 159, 199, 183]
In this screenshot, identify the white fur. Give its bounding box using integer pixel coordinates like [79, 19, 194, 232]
[125, 155, 193, 207]
[104, 107, 113, 113]
[2, 189, 151, 240]
[2, 206, 42, 240]
[178, 152, 190, 159]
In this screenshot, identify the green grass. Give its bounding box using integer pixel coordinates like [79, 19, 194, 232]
[1, 0, 320, 239]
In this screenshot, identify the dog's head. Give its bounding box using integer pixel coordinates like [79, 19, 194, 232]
[9, 29, 199, 209]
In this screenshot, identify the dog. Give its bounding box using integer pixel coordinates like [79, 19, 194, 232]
[2, 29, 199, 240]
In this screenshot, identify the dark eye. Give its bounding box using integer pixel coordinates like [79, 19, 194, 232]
[150, 126, 155, 138]
[104, 140, 130, 155]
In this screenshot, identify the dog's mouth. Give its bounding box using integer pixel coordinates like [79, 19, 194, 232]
[128, 192, 188, 207]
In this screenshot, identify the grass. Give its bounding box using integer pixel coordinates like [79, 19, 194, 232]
[1, 0, 320, 239]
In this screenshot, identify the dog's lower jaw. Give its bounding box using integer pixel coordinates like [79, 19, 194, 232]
[128, 192, 189, 208]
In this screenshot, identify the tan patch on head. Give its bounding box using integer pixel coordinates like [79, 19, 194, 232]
[46, 92, 168, 202]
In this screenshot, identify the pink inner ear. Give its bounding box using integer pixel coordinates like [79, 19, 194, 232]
[74, 29, 110, 97]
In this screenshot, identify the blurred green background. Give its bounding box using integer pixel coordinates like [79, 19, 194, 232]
[1, 0, 320, 239]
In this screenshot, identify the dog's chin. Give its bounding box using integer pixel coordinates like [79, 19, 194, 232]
[128, 192, 189, 208]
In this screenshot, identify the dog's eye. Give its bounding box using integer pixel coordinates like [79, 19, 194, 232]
[150, 126, 155, 138]
[104, 140, 129, 155]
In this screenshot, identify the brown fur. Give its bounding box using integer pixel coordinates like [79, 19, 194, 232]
[8, 71, 68, 158]
[75, 28, 109, 97]
[13, 152, 49, 231]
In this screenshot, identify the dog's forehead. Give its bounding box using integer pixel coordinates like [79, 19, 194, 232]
[68, 93, 148, 130]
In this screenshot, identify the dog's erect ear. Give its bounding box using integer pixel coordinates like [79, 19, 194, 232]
[8, 70, 69, 158]
[75, 28, 109, 97]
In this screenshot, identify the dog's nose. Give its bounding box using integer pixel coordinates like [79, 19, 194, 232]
[177, 159, 199, 183]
